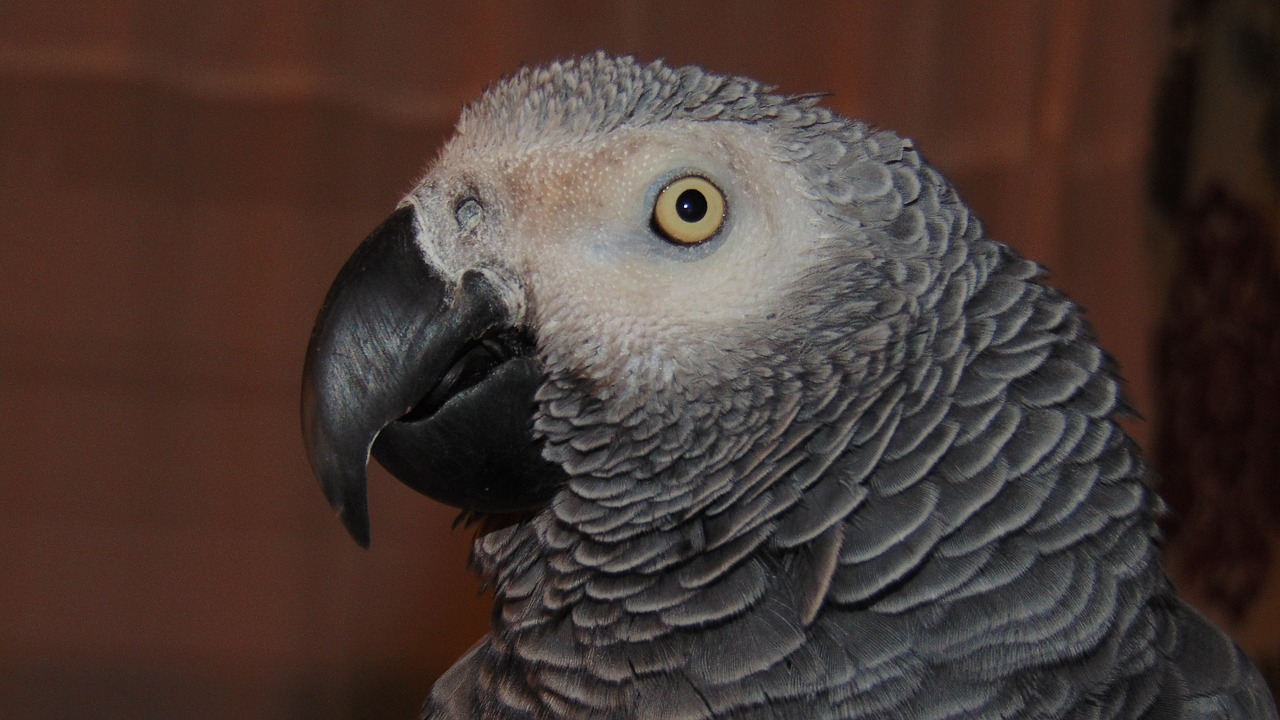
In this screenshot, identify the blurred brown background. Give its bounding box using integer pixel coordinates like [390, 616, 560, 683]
[2, 1, 1277, 718]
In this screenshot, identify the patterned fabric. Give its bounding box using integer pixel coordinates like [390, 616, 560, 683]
[1155, 187, 1280, 618]
[1148, 0, 1280, 695]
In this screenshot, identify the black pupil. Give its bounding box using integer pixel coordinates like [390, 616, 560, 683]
[675, 188, 708, 223]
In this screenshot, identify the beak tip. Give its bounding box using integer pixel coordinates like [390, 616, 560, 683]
[322, 474, 372, 548]
[341, 510, 372, 549]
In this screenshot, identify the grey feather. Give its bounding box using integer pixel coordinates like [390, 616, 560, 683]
[389, 54, 1279, 719]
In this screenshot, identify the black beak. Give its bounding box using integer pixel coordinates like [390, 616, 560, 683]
[301, 207, 563, 547]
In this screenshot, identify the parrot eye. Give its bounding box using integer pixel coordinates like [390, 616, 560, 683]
[651, 175, 726, 245]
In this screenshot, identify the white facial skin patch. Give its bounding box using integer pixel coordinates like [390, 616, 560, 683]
[412, 121, 829, 385]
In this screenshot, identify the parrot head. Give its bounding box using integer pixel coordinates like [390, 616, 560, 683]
[302, 54, 906, 547]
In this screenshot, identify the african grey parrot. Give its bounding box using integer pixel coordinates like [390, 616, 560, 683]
[301, 54, 1278, 719]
